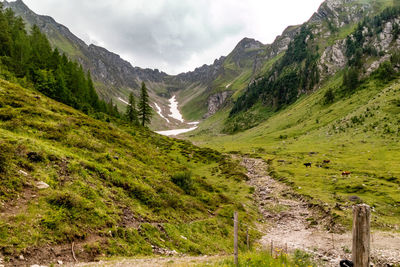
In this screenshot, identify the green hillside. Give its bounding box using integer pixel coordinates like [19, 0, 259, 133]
[0, 78, 258, 264]
[188, 69, 400, 230]
[185, 3, 400, 232]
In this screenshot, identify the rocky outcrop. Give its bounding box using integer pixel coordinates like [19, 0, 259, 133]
[204, 91, 232, 118]
[310, 0, 371, 27]
[319, 40, 347, 77]
[175, 56, 226, 85]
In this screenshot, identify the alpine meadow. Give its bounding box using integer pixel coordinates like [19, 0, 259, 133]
[0, 0, 399, 266]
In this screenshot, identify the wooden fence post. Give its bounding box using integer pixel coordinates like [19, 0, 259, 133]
[234, 211, 238, 266]
[270, 240, 273, 257]
[352, 204, 371, 267]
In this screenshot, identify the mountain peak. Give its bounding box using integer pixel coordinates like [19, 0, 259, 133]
[235, 37, 263, 50]
[3, 0, 31, 13]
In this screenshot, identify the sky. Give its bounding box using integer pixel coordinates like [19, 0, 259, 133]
[19, 0, 325, 75]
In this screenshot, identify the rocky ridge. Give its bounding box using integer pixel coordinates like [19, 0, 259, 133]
[2, 0, 394, 123]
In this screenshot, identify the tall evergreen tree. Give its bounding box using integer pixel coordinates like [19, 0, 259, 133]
[138, 82, 152, 126]
[126, 92, 139, 125]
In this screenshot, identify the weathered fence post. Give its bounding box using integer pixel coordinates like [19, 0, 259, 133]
[234, 211, 238, 266]
[352, 204, 371, 267]
[270, 240, 273, 257]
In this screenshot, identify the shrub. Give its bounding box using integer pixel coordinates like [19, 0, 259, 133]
[0, 151, 7, 174]
[171, 171, 194, 194]
[376, 61, 396, 81]
[323, 88, 335, 105]
[27, 151, 45, 162]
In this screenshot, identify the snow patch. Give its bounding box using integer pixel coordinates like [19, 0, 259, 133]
[118, 97, 129, 105]
[156, 126, 198, 136]
[168, 95, 184, 123]
[154, 103, 170, 123]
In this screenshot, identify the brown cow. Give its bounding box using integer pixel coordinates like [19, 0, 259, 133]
[342, 171, 351, 176]
[323, 160, 331, 164]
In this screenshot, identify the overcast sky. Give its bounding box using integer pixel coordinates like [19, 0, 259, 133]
[20, 0, 324, 74]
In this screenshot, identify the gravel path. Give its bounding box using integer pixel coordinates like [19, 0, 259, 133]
[71, 157, 400, 267]
[241, 157, 400, 267]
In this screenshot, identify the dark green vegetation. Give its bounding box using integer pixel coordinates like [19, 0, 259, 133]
[125, 92, 139, 126]
[0, 78, 258, 263]
[138, 82, 153, 127]
[0, 4, 117, 117]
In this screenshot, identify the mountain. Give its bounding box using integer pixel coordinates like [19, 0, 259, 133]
[1, 0, 296, 125]
[3, 0, 397, 128]
[186, 0, 400, 241]
[2, 0, 170, 100]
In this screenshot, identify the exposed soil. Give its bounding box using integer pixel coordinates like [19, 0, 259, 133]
[241, 157, 400, 267]
[72, 255, 224, 267]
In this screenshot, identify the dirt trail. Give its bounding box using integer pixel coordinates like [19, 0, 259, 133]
[72, 255, 224, 267]
[31, 157, 400, 267]
[241, 157, 400, 267]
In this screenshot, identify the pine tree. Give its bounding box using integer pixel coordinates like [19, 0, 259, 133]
[126, 92, 139, 125]
[138, 82, 152, 126]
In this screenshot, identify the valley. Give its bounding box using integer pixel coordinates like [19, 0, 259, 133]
[0, 0, 400, 266]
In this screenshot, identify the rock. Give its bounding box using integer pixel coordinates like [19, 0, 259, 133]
[57, 260, 63, 265]
[204, 91, 232, 118]
[348, 195, 361, 202]
[36, 181, 50, 189]
[19, 255, 24, 260]
[18, 170, 28, 176]
[320, 40, 347, 76]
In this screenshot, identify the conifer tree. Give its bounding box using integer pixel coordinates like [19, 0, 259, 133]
[126, 92, 139, 125]
[138, 82, 152, 126]
[0, 7, 116, 117]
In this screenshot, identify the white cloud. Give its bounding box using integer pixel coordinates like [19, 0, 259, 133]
[20, 0, 324, 74]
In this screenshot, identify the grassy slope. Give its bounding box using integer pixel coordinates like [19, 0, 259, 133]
[186, 0, 400, 231]
[0, 79, 259, 262]
[188, 72, 400, 231]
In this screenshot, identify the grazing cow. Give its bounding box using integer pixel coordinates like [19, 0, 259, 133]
[342, 171, 351, 176]
[323, 160, 331, 164]
[304, 163, 312, 168]
[340, 260, 353, 267]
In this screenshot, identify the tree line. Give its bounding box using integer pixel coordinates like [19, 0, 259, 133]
[0, 4, 153, 126]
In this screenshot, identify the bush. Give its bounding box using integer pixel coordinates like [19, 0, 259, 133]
[376, 61, 396, 82]
[0, 151, 7, 174]
[171, 171, 194, 194]
[323, 88, 335, 105]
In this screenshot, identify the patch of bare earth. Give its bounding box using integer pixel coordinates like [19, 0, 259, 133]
[72, 255, 225, 267]
[241, 157, 400, 267]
